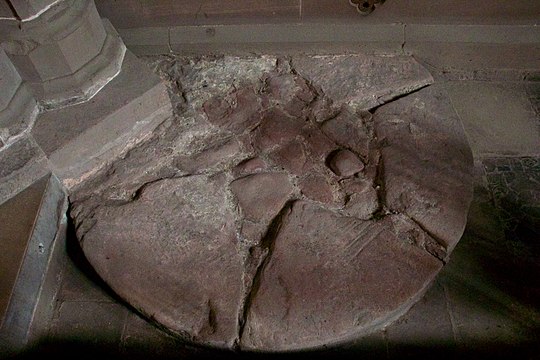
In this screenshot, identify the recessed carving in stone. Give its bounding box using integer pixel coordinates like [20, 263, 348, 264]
[69, 54, 473, 351]
[349, 0, 386, 15]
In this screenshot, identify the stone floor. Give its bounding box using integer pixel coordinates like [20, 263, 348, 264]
[6, 59, 540, 359]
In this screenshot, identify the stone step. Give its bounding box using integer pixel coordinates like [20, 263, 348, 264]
[0, 175, 68, 354]
[31, 50, 172, 190]
[0, 136, 49, 206]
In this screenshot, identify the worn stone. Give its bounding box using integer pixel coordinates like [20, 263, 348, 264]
[230, 173, 293, 223]
[342, 184, 379, 220]
[76, 175, 244, 348]
[233, 157, 268, 177]
[203, 87, 263, 134]
[300, 124, 337, 161]
[176, 136, 243, 174]
[321, 106, 371, 160]
[252, 108, 304, 151]
[292, 54, 434, 110]
[262, 73, 315, 118]
[241, 201, 443, 351]
[0, 137, 49, 205]
[70, 54, 473, 352]
[374, 84, 474, 253]
[267, 140, 311, 176]
[327, 149, 365, 178]
[298, 173, 335, 205]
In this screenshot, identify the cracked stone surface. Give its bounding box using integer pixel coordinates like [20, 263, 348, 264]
[69, 54, 473, 351]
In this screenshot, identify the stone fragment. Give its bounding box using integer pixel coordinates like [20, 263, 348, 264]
[310, 97, 338, 123]
[74, 175, 244, 348]
[252, 108, 304, 151]
[230, 172, 293, 223]
[374, 84, 474, 252]
[241, 201, 442, 351]
[298, 174, 335, 205]
[267, 140, 311, 176]
[292, 54, 433, 110]
[233, 157, 268, 177]
[300, 125, 337, 161]
[263, 73, 315, 118]
[342, 185, 379, 220]
[327, 149, 365, 177]
[203, 87, 262, 134]
[321, 106, 371, 159]
[176, 137, 242, 174]
[178, 56, 276, 110]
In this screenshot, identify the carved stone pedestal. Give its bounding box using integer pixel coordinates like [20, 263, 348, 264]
[1, 0, 125, 109]
[0, 49, 38, 147]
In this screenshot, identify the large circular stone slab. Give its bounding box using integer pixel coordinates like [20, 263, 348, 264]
[69, 55, 473, 351]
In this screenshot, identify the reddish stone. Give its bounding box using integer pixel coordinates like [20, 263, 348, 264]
[230, 172, 293, 223]
[342, 185, 379, 219]
[240, 221, 267, 247]
[300, 125, 337, 161]
[327, 149, 365, 177]
[176, 137, 241, 174]
[264, 73, 315, 118]
[241, 201, 443, 351]
[298, 173, 334, 205]
[292, 54, 434, 110]
[233, 157, 268, 177]
[203, 87, 262, 134]
[310, 97, 338, 123]
[267, 140, 311, 176]
[77, 176, 244, 348]
[252, 108, 304, 151]
[72, 56, 473, 352]
[321, 106, 371, 160]
[374, 85, 473, 252]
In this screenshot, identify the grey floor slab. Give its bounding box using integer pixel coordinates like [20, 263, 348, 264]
[445, 81, 540, 157]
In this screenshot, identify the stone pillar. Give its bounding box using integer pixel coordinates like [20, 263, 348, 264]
[0, 48, 38, 147]
[1, 0, 126, 109]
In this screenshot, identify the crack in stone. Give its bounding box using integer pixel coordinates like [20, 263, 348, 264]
[400, 212, 448, 263]
[368, 82, 432, 113]
[235, 200, 294, 348]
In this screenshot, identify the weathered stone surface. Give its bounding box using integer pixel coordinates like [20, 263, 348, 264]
[321, 106, 371, 160]
[292, 54, 434, 110]
[70, 54, 473, 352]
[77, 175, 244, 348]
[0, 137, 49, 205]
[240, 201, 443, 351]
[233, 157, 268, 177]
[31, 51, 171, 189]
[203, 87, 263, 134]
[298, 173, 335, 205]
[268, 140, 312, 176]
[374, 84, 474, 253]
[327, 149, 365, 178]
[252, 108, 304, 151]
[230, 173, 293, 223]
